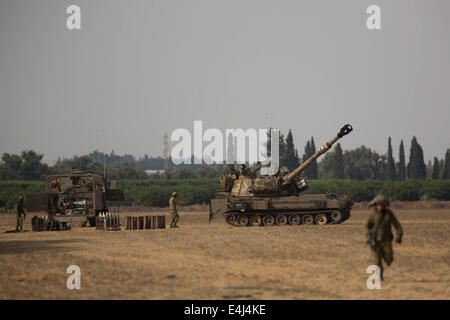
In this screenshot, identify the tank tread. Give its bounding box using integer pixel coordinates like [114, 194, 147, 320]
[225, 210, 345, 227]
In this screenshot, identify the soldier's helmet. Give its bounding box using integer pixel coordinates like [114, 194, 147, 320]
[279, 167, 290, 176]
[368, 194, 390, 207]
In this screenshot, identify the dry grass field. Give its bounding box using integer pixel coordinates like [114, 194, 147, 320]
[0, 206, 449, 300]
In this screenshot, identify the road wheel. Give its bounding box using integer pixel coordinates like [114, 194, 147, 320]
[302, 214, 313, 225]
[249, 215, 262, 227]
[225, 214, 236, 225]
[275, 215, 287, 226]
[315, 214, 328, 226]
[288, 214, 301, 225]
[263, 215, 275, 226]
[237, 215, 249, 227]
[331, 211, 342, 223]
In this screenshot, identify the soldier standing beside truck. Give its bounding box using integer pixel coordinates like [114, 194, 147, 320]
[15, 196, 26, 232]
[365, 194, 403, 280]
[169, 192, 180, 228]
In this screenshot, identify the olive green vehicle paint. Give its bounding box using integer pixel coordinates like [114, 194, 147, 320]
[210, 125, 354, 227]
[25, 171, 124, 228]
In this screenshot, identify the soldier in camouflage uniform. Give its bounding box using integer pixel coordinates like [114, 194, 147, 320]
[169, 192, 180, 228]
[365, 194, 403, 280]
[238, 164, 251, 177]
[239, 162, 262, 178]
[15, 196, 26, 232]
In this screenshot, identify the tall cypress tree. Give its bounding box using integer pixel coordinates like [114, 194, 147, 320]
[301, 141, 311, 178]
[432, 157, 440, 179]
[308, 137, 319, 179]
[301, 137, 319, 179]
[442, 149, 450, 180]
[294, 148, 299, 168]
[386, 137, 397, 180]
[278, 133, 287, 168]
[284, 130, 299, 170]
[407, 136, 426, 179]
[397, 140, 407, 180]
[302, 141, 310, 162]
[333, 143, 345, 179]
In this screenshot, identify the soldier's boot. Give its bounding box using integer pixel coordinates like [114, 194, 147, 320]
[16, 217, 23, 232]
[378, 262, 384, 281]
[373, 246, 384, 281]
[385, 255, 393, 267]
[379, 263, 384, 281]
[381, 242, 393, 279]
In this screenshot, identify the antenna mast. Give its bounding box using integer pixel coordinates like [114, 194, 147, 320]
[102, 129, 106, 179]
[163, 133, 169, 172]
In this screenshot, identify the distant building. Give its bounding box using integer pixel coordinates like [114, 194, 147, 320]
[145, 169, 165, 176]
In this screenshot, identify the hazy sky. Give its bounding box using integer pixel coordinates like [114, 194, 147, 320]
[0, 0, 449, 164]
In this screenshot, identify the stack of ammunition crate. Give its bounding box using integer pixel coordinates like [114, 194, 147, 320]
[125, 215, 165, 230]
[95, 215, 105, 230]
[96, 213, 121, 231]
[31, 216, 70, 231]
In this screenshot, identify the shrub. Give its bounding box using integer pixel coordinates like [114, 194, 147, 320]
[1, 178, 449, 210]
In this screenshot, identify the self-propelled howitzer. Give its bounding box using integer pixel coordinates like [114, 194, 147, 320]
[209, 125, 354, 227]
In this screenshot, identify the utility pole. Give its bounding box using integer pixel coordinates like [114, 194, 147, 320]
[102, 129, 106, 179]
[163, 133, 169, 172]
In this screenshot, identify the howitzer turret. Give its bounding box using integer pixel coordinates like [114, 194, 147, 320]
[209, 124, 354, 227]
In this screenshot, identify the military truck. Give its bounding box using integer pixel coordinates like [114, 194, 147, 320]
[26, 171, 124, 229]
[209, 125, 354, 227]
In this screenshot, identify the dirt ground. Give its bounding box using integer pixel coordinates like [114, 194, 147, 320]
[0, 207, 449, 300]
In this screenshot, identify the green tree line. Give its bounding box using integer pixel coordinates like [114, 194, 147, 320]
[1, 179, 450, 212]
[319, 137, 450, 180]
[1, 134, 449, 181]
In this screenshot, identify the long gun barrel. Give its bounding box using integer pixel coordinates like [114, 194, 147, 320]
[281, 124, 353, 186]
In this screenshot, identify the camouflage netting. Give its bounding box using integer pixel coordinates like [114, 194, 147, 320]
[253, 175, 279, 194]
